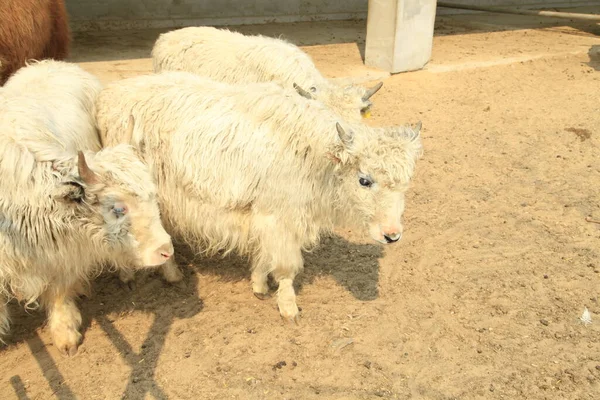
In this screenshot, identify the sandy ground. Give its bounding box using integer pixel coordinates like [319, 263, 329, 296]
[2, 9, 600, 400]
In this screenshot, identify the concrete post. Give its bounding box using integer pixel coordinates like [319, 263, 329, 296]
[365, 0, 437, 73]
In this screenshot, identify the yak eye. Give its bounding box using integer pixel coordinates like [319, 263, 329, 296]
[359, 177, 373, 187]
[112, 205, 128, 217]
[310, 86, 317, 93]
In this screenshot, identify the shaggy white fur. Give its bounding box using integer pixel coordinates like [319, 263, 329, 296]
[0, 61, 173, 355]
[151, 26, 383, 123]
[96, 71, 422, 322]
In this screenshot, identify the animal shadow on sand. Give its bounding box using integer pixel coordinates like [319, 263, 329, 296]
[587, 45, 600, 71]
[2, 234, 382, 399]
[189, 233, 384, 302]
[2, 246, 202, 400]
[302, 234, 383, 301]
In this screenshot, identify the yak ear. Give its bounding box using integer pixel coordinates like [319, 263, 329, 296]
[54, 151, 102, 204]
[293, 83, 313, 99]
[384, 121, 422, 142]
[54, 181, 86, 203]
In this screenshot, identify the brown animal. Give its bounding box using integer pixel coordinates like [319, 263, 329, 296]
[0, 0, 70, 85]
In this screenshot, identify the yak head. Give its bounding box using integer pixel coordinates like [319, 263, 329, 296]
[59, 116, 173, 267]
[328, 120, 423, 244]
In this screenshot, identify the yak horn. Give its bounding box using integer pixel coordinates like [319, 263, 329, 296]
[414, 121, 422, 133]
[77, 151, 99, 185]
[293, 83, 313, 99]
[409, 121, 423, 142]
[336, 122, 353, 147]
[123, 114, 136, 145]
[362, 82, 383, 101]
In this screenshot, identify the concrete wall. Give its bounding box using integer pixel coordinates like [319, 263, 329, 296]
[436, 0, 598, 15]
[65, 0, 599, 31]
[65, 0, 368, 31]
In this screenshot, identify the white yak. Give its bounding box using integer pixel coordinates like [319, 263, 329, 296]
[151, 26, 383, 123]
[0, 61, 174, 356]
[3, 60, 184, 288]
[96, 71, 422, 322]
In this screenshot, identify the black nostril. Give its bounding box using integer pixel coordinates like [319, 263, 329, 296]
[384, 234, 399, 243]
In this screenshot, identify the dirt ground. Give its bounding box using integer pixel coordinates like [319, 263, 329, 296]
[2, 9, 600, 400]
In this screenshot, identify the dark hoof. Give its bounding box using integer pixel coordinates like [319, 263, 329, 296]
[169, 279, 187, 290]
[279, 311, 301, 326]
[120, 280, 136, 291]
[254, 292, 271, 300]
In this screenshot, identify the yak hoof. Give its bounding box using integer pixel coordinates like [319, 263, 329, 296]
[53, 328, 82, 357]
[119, 269, 136, 291]
[161, 263, 184, 284]
[119, 279, 137, 292]
[253, 292, 271, 300]
[169, 279, 187, 290]
[278, 301, 300, 324]
[127, 280, 137, 291]
[290, 313, 301, 326]
[281, 312, 301, 326]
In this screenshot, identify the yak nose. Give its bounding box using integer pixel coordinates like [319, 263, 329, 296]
[158, 242, 174, 259]
[383, 233, 402, 243]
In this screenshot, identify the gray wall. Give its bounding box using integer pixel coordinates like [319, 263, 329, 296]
[436, 0, 598, 14]
[66, 0, 368, 31]
[65, 0, 598, 31]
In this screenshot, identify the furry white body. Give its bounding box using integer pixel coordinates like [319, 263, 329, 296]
[96, 71, 422, 321]
[0, 61, 173, 355]
[152, 26, 383, 122]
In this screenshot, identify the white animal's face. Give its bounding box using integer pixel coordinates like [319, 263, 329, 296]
[344, 172, 409, 244]
[64, 146, 173, 267]
[332, 123, 422, 244]
[97, 191, 173, 267]
[293, 82, 383, 123]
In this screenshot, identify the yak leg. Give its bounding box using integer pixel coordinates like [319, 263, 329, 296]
[160, 257, 184, 285]
[118, 268, 137, 291]
[119, 259, 183, 289]
[251, 219, 274, 298]
[42, 289, 82, 357]
[72, 280, 91, 299]
[251, 258, 271, 299]
[256, 226, 303, 322]
[272, 247, 303, 323]
[0, 294, 9, 340]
